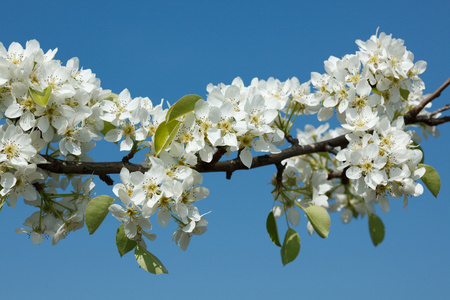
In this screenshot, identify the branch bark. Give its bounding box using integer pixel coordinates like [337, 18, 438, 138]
[404, 77, 450, 124]
[37, 77, 450, 183]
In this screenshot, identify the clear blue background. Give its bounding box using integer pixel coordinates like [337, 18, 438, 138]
[0, 1, 449, 299]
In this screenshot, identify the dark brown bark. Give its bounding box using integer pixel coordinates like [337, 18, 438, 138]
[37, 77, 450, 184]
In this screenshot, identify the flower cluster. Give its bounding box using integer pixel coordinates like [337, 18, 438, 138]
[0, 30, 441, 271]
[191, 76, 323, 168]
[109, 158, 209, 250]
[314, 30, 427, 125]
[272, 30, 431, 233]
[0, 40, 110, 243]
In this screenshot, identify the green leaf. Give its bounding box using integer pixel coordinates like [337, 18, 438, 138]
[418, 163, 441, 197]
[0, 197, 5, 212]
[116, 224, 137, 257]
[103, 92, 118, 101]
[135, 245, 169, 274]
[154, 120, 181, 156]
[371, 87, 382, 95]
[400, 88, 410, 100]
[303, 205, 330, 238]
[280, 228, 300, 266]
[266, 211, 281, 247]
[166, 94, 202, 123]
[85, 195, 115, 235]
[100, 121, 116, 137]
[368, 213, 385, 246]
[29, 86, 52, 107]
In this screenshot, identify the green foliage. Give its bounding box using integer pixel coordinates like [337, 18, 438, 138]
[100, 121, 116, 137]
[303, 205, 330, 238]
[0, 196, 6, 212]
[85, 195, 115, 235]
[116, 224, 137, 257]
[418, 164, 441, 197]
[29, 86, 52, 107]
[368, 213, 385, 246]
[166, 94, 202, 123]
[280, 228, 300, 266]
[400, 88, 410, 100]
[266, 211, 281, 247]
[135, 245, 169, 274]
[153, 94, 202, 155]
[154, 120, 181, 156]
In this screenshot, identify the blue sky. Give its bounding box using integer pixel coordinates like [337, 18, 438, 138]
[1, 1, 449, 299]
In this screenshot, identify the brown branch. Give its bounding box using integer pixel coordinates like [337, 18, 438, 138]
[404, 77, 450, 124]
[39, 155, 147, 176]
[193, 135, 350, 174]
[285, 135, 299, 146]
[275, 162, 285, 185]
[36, 78, 450, 178]
[413, 115, 450, 126]
[429, 104, 450, 116]
[37, 134, 349, 177]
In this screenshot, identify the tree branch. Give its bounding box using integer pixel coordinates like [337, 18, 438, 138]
[39, 156, 147, 177]
[404, 77, 450, 124]
[39, 134, 350, 177]
[37, 77, 450, 180]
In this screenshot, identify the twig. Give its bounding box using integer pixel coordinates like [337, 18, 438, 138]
[285, 135, 299, 146]
[37, 78, 450, 178]
[413, 115, 450, 126]
[324, 145, 338, 155]
[429, 104, 450, 116]
[99, 174, 114, 186]
[404, 77, 450, 124]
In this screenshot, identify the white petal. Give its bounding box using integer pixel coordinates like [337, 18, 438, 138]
[317, 107, 333, 121]
[19, 111, 36, 131]
[124, 221, 137, 238]
[340, 208, 353, 224]
[272, 205, 285, 218]
[157, 207, 171, 227]
[379, 195, 390, 213]
[30, 232, 45, 245]
[239, 147, 252, 168]
[287, 209, 300, 226]
[1, 173, 16, 189]
[346, 167, 362, 179]
[5, 102, 23, 119]
[182, 220, 196, 233]
[179, 233, 191, 251]
[138, 215, 152, 231]
[104, 129, 122, 142]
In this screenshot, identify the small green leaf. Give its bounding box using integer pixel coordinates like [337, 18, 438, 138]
[85, 195, 115, 235]
[266, 211, 281, 247]
[100, 121, 116, 137]
[166, 94, 202, 123]
[135, 245, 169, 274]
[303, 205, 330, 238]
[116, 224, 137, 257]
[368, 213, 385, 246]
[0, 197, 5, 212]
[29, 86, 52, 107]
[400, 88, 410, 100]
[154, 120, 181, 156]
[280, 228, 300, 266]
[418, 163, 441, 197]
[103, 92, 118, 101]
[371, 87, 382, 95]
